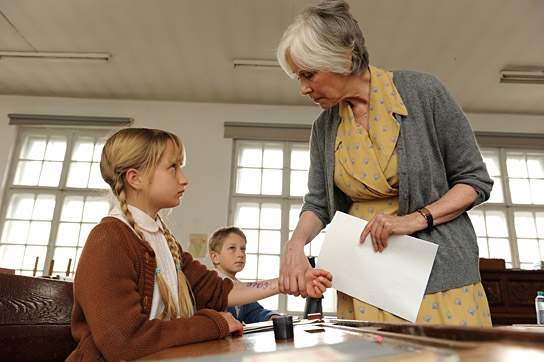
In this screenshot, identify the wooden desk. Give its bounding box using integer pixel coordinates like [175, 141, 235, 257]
[139, 320, 544, 361]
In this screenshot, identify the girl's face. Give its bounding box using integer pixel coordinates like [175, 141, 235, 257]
[286, 53, 350, 110]
[144, 139, 189, 217]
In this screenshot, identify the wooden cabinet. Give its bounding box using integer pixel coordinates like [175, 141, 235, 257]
[481, 269, 544, 325]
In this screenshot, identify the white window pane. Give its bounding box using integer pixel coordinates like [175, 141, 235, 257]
[89, 163, 108, 189]
[487, 177, 504, 203]
[477, 237, 490, 258]
[33, 195, 56, 220]
[488, 238, 511, 262]
[238, 145, 262, 167]
[14, 160, 42, 185]
[44, 137, 67, 161]
[7, 194, 35, 219]
[235, 203, 260, 228]
[289, 204, 302, 230]
[258, 230, 281, 254]
[468, 211, 486, 236]
[322, 289, 337, 313]
[66, 162, 91, 188]
[82, 198, 110, 222]
[509, 179, 532, 204]
[93, 140, 105, 162]
[481, 150, 501, 177]
[261, 169, 282, 195]
[517, 239, 540, 264]
[243, 229, 259, 254]
[56, 223, 81, 246]
[291, 145, 309, 170]
[309, 233, 325, 257]
[290, 170, 308, 197]
[257, 255, 279, 280]
[259, 295, 279, 311]
[262, 144, 283, 169]
[79, 223, 95, 246]
[22, 246, 47, 270]
[260, 204, 281, 229]
[236, 168, 261, 194]
[537, 212, 544, 238]
[485, 211, 508, 237]
[530, 180, 544, 204]
[28, 221, 51, 245]
[72, 138, 97, 162]
[287, 294, 306, 312]
[38, 161, 62, 186]
[21, 136, 46, 160]
[237, 254, 257, 279]
[1, 221, 30, 243]
[506, 153, 528, 178]
[514, 211, 537, 238]
[53, 247, 78, 275]
[61, 197, 84, 222]
[0, 245, 24, 269]
[527, 155, 544, 178]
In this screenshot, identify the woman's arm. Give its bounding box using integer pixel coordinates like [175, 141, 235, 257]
[229, 266, 332, 306]
[361, 184, 478, 251]
[278, 211, 325, 297]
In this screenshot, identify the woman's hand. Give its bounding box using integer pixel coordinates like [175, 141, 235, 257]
[219, 312, 244, 337]
[279, 242, 312, 297]
[304, 268, 333, 298]
[360, 213, 422, 252]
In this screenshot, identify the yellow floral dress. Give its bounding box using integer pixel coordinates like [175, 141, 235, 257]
[334, 66, 492, 327]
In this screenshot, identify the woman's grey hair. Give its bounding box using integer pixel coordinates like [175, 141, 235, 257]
[276, 0, 369, 78]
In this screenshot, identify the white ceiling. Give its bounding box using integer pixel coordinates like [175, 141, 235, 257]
[0, 0, 543, 116]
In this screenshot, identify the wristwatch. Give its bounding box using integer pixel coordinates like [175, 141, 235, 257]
[417, 207, 433, 229]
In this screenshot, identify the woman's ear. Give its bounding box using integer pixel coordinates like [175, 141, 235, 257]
[125, 168, 142, 190]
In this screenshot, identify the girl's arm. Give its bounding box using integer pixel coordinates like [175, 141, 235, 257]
[227, 268, 332, 306]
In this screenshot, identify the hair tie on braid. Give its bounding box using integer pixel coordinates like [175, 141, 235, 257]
[175, 264, 181, 271]
[155, 268, 161, 274]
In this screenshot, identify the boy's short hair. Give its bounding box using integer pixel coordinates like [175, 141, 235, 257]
[208, 226, 247, 253]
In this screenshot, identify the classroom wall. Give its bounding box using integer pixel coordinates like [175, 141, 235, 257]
[1, 95, 543, 268]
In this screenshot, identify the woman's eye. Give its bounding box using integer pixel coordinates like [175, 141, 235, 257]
[301, 72, 314, 79]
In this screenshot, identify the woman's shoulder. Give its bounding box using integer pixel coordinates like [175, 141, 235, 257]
[392, 69, 443, 89]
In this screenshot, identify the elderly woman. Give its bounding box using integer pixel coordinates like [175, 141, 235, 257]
[276, 0, 493, 326]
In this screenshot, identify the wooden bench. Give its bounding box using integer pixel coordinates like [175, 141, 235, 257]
[0, 273, 76, 362]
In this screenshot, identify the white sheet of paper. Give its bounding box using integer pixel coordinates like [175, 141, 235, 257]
[316, 211, 438, 322]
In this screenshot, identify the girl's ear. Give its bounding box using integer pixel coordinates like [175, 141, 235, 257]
[125, 168, 142, 190]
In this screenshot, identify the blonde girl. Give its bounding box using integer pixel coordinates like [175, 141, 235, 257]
[67, 128, 332, 362]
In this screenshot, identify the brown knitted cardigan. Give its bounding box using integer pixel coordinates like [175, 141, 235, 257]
[66, 217, 234, 362]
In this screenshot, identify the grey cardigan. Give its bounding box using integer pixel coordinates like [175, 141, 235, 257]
[303, 69, 493, 294]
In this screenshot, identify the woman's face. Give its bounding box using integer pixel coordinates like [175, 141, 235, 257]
[286, 53, 349, 109]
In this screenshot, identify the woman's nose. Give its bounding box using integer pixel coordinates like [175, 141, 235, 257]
[299, 79, 311, 95]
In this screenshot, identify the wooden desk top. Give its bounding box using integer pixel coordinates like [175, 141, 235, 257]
[139, 320, 544, 362]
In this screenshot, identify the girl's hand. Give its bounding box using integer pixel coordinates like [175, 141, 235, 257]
[304, 268, 333, 298]
[219, 312, 244, 337]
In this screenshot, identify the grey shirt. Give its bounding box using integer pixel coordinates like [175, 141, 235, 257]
[302, 69, 493, 294]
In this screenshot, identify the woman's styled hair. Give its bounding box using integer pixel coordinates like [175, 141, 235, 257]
[100, 127, 194, 320]
[208, 226, 247, 254]
[276, 0, 369, 77]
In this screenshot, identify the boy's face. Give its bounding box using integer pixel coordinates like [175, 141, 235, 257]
[211, 233, 246, 279]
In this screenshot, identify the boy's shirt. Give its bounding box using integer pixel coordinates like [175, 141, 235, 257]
[215, 270, 280, 324]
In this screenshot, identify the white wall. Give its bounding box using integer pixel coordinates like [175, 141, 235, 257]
[1, 95, 543, 267]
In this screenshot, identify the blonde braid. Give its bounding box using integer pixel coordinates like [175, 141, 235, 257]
[117, 180, 179, 320]
[158, 215, 195, 318]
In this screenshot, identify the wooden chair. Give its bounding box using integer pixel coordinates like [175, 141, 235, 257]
[0, 273, 76, 362]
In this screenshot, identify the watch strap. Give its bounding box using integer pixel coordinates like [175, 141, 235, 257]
[417, 207, 433, 229]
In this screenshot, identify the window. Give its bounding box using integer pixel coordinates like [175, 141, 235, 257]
[229, 140, 337, 316]
[229, 136, 544, 316]
[0, 127, 112, 277]
[470, 148, 544, 269]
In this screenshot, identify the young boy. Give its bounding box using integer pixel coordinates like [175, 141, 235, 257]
[209, 226, 280, 323]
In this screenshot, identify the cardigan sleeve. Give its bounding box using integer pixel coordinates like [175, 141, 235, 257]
[69, 219, 233, 362]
